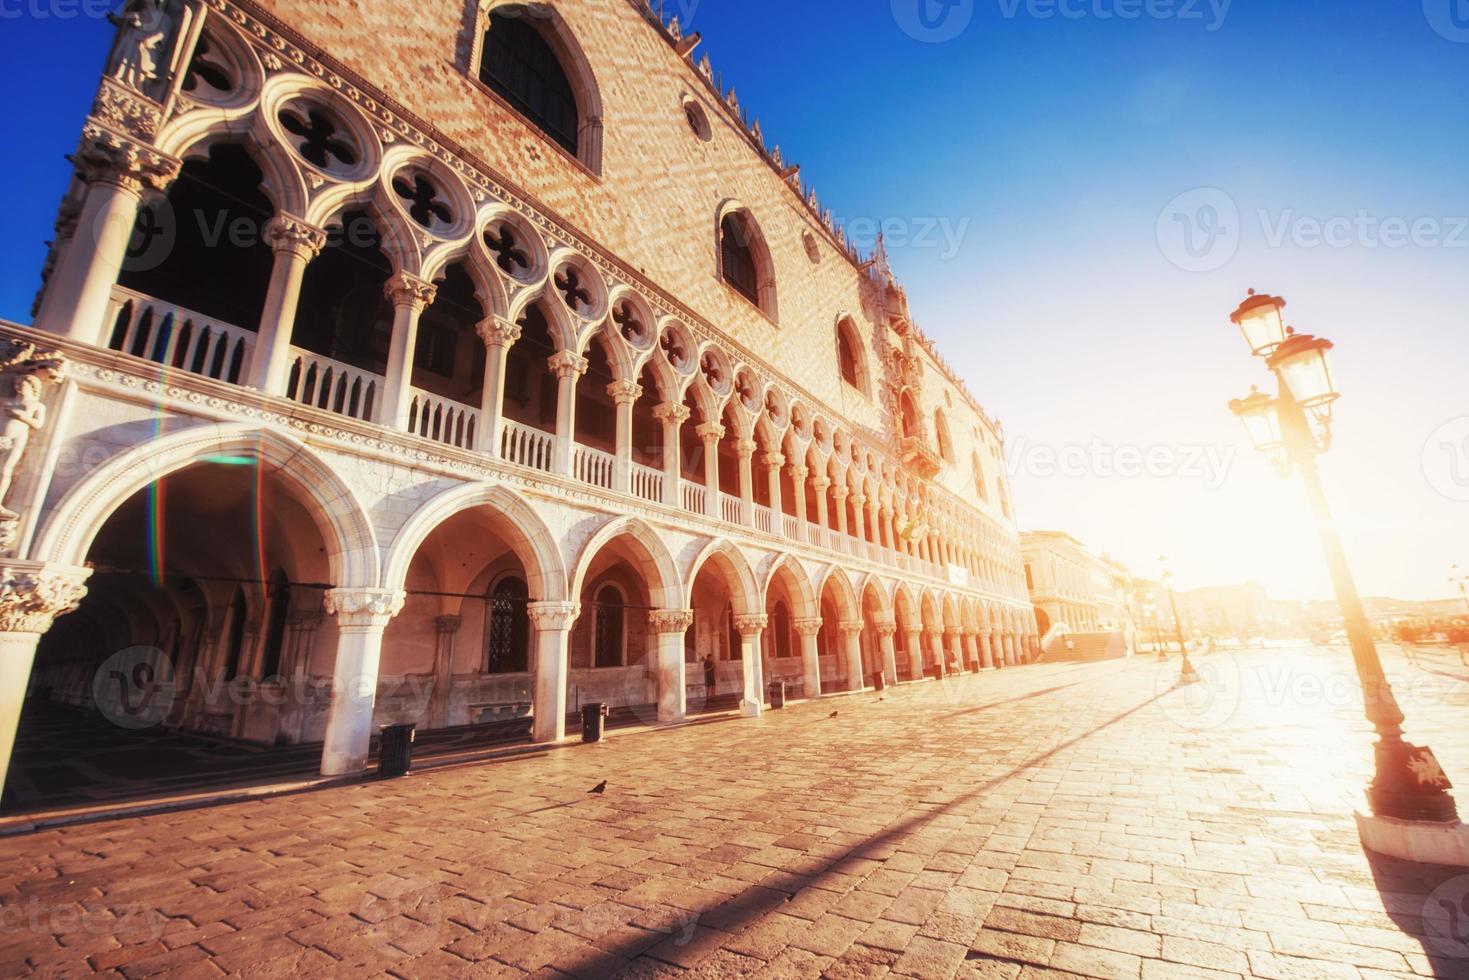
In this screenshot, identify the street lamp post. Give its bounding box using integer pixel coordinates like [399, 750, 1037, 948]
[1226, 290, 1458, 828]
[1159, 559, 1198, 683]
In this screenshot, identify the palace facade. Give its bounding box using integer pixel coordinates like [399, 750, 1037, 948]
[0, 0, 1036, 791]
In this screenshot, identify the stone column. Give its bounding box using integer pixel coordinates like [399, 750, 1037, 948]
[248, 215, 327, 394]
[832, 486, 850, 540]
[608, 380, 642, 495]
[794, 617, 823, 698]
[904, 627, 924, 679]
[653, 401, 689, 507]
[734, 614, 768, 718]
[946, 628, 964, 674]
[736, 438, 757, 527]
[527, 601, 578, 742]
[763, 451, 785, 534]
[320, 588, 405, 776]
[380, 272, 437, 429]
[963, 630, 981, 673]
[790, 463, 808, 529]
[1006, 632, 1020, 665]
[648, 609, 692, 723]
[427, 615, 461, 730]
[35, 139, 179, 344]
[850, 495, 867, 548]
[876, 622, 898, 686]
[475, 317, 521, 455]
[697, 421, 724, 519]
[549, 351, 588, 476]
[0, 562, 91, 793]
[840, 621, 866, 692]
[979, 628, 995, 669]
[928, 628, 945, 678]
[811, 476, 831, 541]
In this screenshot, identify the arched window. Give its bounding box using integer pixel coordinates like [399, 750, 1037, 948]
[485, 576, 529, 673]
[260, 569, 290, 680]
[772, 600, 792, 659]
[836, 319, 865, 392]
[972, 453, 989, 502]
[479, 11, 579, 156]
[934, 409, 955, 463]
[720, 214, 760, 304]
[223, 587, 247, 682]
[899, 392, 919, 439]
[593, 584, 625, 668]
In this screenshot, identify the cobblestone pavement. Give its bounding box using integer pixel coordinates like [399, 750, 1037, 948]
[4, 644, 1469, 979]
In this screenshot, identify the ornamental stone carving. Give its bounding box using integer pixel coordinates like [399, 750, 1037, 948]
[875, 622, 898, 638]
[323, 588, 406, 627]
[527, 601, 580, 631]
[107, 0, 174, 94]
[384, 272, 437, 311]
[265, 214, 328, 259]
[793, 617, 823, 638]
[606, 380, 642, 405]
[653, 402, 691, 425]
[733, 614, 768, 635]
[839, 621, 865, 638]
[647, 609, 694, 634]
[74, 128, 180, 194]
[92, 78, 164, 140]
[0, 343, 66, 536]
[547, 350, 588, 381]
[0, 562, 92, 634]
[477, 317, 522, 349]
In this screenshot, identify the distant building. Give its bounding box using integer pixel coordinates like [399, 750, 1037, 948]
[1021, 531, 1130, 636]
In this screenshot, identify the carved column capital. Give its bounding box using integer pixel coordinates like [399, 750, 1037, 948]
[0, 562, 91, 634]
[695, 421, 725, 444]
[789, 463, 809, 481]
[735, 438, 758, 459]
[547, 350, 588, 381]
[323, 588, 405, 628]
[839, 621, 865, 638]
[607, 380, 643, 406]
[832, 485, 851, 501]
[761, 452, 785, 471]
[384, 271, 437, 312]
[811, 476, 831, 492]
[265, 214, 328, 260]
[733, 614, 768, 636]
[793, 617, 824, 637]
[653, 402, 691, 425]
[527, 601, 580, 632]
[73, 128, 179, 194]
[477, 316, 522, 349]
[875, 621, 898, 638]
[648, 609, 694, 634]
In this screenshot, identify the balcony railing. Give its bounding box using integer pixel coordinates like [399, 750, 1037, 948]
[630, 462, 664, 504]
[286, 348, 380, 422]
[681, 481, 707, 515]
[106, 285, 254, 385]
[501, 419, 553, 472]
[572, 444, 615, 490]
[719, 492, 742, 525]
[408, 388, 479, 450]
[82, 289, 1004, 595]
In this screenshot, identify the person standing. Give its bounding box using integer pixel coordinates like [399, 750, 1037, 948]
[703, 654, 716, 699]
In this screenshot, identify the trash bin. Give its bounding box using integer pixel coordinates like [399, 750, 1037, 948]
[768, 680, 786, 709]
[582, 702, 608, 742]
[378, 723, 415, 778]
[872, 670, 886, 692]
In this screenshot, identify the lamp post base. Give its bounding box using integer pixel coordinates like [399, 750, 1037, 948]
[1356, 811, 1469, 868]
[1177, 657, 1201, 686]
[1366, 739, 1459, 823]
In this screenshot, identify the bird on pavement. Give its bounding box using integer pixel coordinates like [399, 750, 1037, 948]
[828, 710, 838, 718]
[589, 781, 607, 794]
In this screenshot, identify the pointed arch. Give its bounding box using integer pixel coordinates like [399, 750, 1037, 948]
[817, 565, 859, 622]
[763, 553, 817, 621]
[383, 482, 566, 600]
[686, 538, 760, 618]
[34, 423, 379, 590]
[716, 200, 778, 320]
[857, 574, 892, 623]
[569, 516, 682, 611]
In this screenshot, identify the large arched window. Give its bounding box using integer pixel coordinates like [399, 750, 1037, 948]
[972, 453, 990, 502]
[479, 10, 579, 156]
[934, 409, 955, 463]
[485, 576, 529, 673]
[593, 584, 625, 668]
[899, 392, 919, 439]
[718, 207, 777, 318]
[836, 318, 867, 394]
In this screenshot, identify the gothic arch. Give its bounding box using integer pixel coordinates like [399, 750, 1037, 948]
[383, 482, 566, 601]
[685, 538, 760, 618]
[762, 553, 817, 621]
[715, 199, 778, 320]
[33, 423, 379, 590]
[569, 516, 682, 611]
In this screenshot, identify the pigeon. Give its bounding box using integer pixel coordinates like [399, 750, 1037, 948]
[589, 781, 607, 794]
[828, 710, 838, 718]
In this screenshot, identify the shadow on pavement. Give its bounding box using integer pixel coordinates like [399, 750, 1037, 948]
[1367, 851, 1469, 974]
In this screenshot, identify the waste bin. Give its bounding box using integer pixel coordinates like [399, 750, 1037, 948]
[378, 723, 415, 778]
[768, 680, 786, 709]
[872, 670, 886, 692]
[582, 702, 608, 742]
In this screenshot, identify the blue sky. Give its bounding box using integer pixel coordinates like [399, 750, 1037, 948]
[3, 1, 1467, 600]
